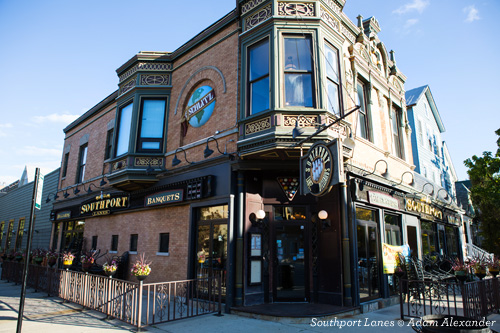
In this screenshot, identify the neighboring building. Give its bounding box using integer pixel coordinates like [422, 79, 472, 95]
[48, 0, 464, 312]
[0, 168, 60, 254]
[406, 85, 463, 259]
[455, 180, 484, 256]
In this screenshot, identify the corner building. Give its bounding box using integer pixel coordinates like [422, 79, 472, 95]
[51, 0, 439, 312]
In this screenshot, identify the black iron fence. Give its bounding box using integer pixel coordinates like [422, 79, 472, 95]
[399, 277, 500, 321]
[1, 260, 222, 329]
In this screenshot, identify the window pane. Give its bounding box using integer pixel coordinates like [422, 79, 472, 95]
[200, 205, 228, 220]
[326, 81, 340, 116]
[159, 233, 169, 253]
[116, 103, 133, 156]
[284, 37, 312, 71]
[249, 40, 269, 81]
[130, 234, 138, 252]
[285, 73, 313, 106]
[356, 208, 376, 222]
[250, 77, 269, 114]
[325, 44, 339, 82]
[357, 113, 367, 138]
[140, 100, 165, 138]
[142, 142, 160, 150]
[111, 235, 118, 251]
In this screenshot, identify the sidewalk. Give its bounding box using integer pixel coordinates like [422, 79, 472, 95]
[1, 278, 500, 332]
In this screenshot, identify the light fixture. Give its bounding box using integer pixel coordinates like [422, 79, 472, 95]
[204, 137, 225, 158]
[63, 190, 70, 198]
[437, 188, 450, 202]
[364, 159, 390, 179]
[45, 192, 59, 203]
[146, 163, 155, 175]
[85, 183, 99, 194]
[250, 210, 266, 228]
[394, 171, 414, 186]
[318, 210, 328, 220]
[422, 182, 434, 196]
[73, 186, 81, 195]
[172, 147, 193, 167]
[100, 176, 107, 187]
[317, 210, 331, 229]
[292, 115, 322, 139]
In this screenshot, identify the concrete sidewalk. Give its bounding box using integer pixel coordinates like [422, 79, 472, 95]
[1, 278, 500, 332]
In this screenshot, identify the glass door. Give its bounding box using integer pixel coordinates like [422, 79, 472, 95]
[274, 223, 307, 301]
[357, 218, 380, 301]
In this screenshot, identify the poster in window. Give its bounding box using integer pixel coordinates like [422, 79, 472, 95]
[250, 260, 261, 284]
[250, 233, 261, 256]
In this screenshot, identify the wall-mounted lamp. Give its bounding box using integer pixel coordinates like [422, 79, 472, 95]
[45, 192, 59, 203]
[364, 159, 390, 179]
[100, 176, 107, 187]
[172, 147, 193, 167]
[63, 189, 70, 198]
[437, 188, 450, 202]
[204, 137, 225, 158]
[394, 171, 414, 186]
[145, 162, 155, 175]
[421, 182, 434, 196]
[250, 209, 266, 228]
[318, 210, 331, 229]
[85, 183, 99, 194]
[73, 186, 81, 195]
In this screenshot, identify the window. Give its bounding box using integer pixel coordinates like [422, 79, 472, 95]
[4, 221, 14, 251]
[62, 153, 69, 178]
[51, 222, 60, 250]
[15, 218, 25, 251]
[284, 35, 314, 107]
[248, 39, 270, 115]
[159, 233, 169, 253]
[417, 119, 423, 145]
[0, 222, 4, 250]
[356, 81, 370, 141]
[137, 99, 166, 152]
[105, 129, 114, 160]
[421, 221, 437, 256]
[115, 103, 133, 156]
[324, 43, 341, 116]
[384, 214, 401, 246]
[91, 235, 98, 250]
[391, 105, 405, 159]
[77, 144, 88, 183]
[111, 235, 118, 252]
[427, 127, 433, 151]
[130, 234, 138, 252]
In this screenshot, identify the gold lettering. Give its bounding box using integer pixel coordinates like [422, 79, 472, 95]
[175, 193, 180, 200]
[121, 197, 128, 207]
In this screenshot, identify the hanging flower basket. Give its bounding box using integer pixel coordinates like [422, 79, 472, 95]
[62, 251, 75, 268]
[103, 261, 117, 277]
[131, 253, 151, 281]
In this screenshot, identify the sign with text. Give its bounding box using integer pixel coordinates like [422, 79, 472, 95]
[145, 189, 183, 207]
[368, 191, 399, 210]
[34, 173, 44, 210]
[80, 194, 129, 217]
[56, 211, 72, 220]
[382, 243, 410, 274]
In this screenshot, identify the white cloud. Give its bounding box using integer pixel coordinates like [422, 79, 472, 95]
[33, 113, 79, 124]
[393, 0, 429, 14]
[0, 123, 13, 137]
[463, 5, 480, 23]
[404, 18, 419, 29]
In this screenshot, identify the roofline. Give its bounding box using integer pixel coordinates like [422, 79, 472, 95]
[63, 90, 118, 133]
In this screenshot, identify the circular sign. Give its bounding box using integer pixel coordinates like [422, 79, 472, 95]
[304, 143, 333, 196]
[185, 85, 216, 128]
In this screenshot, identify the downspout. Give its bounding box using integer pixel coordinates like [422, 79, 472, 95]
[341, 178, 353, 307]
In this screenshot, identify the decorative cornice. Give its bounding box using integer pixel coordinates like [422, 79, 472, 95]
[278, 2, 315, 16]
[241, 0, 269, 15]
[119, 62, 172, 83]
[140, 74, 171, 86]
[245, 116, 272, 135]
[119, 78, 136, 96]
[245, 4, 272, 31]
[320, 6, 340, 34]
[134, 157, 164, 167]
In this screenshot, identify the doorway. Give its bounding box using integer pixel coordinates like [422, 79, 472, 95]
[356, 207, 380, 301]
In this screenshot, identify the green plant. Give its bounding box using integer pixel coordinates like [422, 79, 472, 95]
[131, 254, 151, 276]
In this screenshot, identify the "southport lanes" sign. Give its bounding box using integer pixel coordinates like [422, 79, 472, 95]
[80, 194, 129, 217]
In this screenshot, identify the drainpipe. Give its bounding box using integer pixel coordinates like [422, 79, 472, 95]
[235, 171, 244, 306]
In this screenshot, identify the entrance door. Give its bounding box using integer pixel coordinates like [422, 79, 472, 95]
[274, 223, 307, 301]
[357, 220, 380, 301]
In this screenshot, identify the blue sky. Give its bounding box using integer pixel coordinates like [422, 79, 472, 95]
[0, 0, 498, 186]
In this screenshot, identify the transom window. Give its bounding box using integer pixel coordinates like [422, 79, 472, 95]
[248, 39, 270, 115]
[284, 35, 314, 107]
[324, 43, 341, 116]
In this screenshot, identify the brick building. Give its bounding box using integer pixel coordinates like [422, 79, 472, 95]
[49, 0, 463, 311]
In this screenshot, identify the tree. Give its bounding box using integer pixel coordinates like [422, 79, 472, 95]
[464, 128, 500, 255]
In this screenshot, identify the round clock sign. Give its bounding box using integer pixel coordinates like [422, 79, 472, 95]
[304, 143, 333, 196]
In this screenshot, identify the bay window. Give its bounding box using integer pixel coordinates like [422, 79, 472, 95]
[137, 98, 166, 152]
[248, 39, 270, 115]
[284, 35, 314, 107]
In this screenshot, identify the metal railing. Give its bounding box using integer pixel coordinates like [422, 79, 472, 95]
[399, 277, 500, 321]
[466, 243, 494, 261]
[1, 260, 222, 329]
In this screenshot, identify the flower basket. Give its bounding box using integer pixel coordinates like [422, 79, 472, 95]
[131, 254, 151, 281]
[103, 261, 117, 277]
[63, 260, 73, 267]
[15, 255, 23, 262]
[80, 252, 96, 272]
[48, 258, 57, 267]
[82, 262, 92, 272]
[34, 257, 43, 265]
